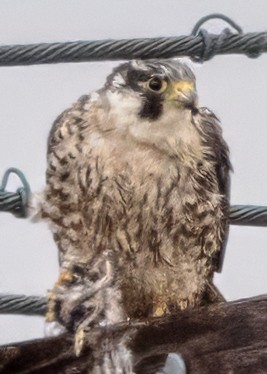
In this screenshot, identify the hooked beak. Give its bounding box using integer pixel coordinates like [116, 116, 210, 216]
[167, 80, 197, 107]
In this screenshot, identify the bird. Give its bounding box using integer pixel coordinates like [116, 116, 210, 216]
[41, 59, 231, 352]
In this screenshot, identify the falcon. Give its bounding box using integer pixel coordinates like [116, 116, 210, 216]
[41, 59, 230, 335]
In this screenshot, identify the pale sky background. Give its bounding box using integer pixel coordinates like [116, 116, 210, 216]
[0, 0, 266, 344]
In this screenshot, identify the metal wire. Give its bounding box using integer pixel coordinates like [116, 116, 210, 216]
[0, 14, 266, 66]
[0, 294, 47, 316]
[230, 205, 267, 227]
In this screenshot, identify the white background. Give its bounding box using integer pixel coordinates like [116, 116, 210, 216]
[0, 0, 266, 344]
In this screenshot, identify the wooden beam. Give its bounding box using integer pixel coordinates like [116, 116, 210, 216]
[0, 296, 266, 373]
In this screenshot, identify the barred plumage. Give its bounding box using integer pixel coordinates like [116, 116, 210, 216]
[41, 59, 231, 370]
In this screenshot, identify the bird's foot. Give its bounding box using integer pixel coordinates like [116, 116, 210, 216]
[47, 251, 116, 329]
[152, 297, 191, 317]
[46, 270, 76, 323]
[152, 299, 169, 317]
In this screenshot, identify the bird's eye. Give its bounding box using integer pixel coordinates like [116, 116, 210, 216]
[148, 77, 167, 93]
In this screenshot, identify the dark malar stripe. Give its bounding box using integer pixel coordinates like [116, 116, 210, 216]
[138, 94, 163, 120]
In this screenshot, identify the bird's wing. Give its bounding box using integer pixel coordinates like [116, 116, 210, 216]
[47, 94, 91, 158]
[43, 94, 94, 266]
[193, 107, 232, 272]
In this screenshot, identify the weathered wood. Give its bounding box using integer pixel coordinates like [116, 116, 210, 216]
[0, 296, 266, 373]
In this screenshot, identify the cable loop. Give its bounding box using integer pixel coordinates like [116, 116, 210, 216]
[192, 14, 243, 36]
[0, 168, 31, 217]
[191, 14, 264, 61]
[191, 14, 242, 62]
[192, 28, 232, 62]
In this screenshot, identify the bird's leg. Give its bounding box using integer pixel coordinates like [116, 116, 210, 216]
[48, 251, 134, 372]
[74, 256, 116, 356]
[46, 270, 83, 324]
[47, 250, 115, 328]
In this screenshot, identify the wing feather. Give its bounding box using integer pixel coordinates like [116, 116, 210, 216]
[193, 107, 232, 272]
[47, 94, 91, 157]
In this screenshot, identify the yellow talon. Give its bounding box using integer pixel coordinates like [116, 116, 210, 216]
[152, 301, 168, 317]
[75, 327, 85, 357]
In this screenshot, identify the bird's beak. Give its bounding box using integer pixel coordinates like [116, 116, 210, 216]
[167, 80, 197, 107]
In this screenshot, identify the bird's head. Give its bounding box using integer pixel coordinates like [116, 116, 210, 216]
[104, 59, 198, 121]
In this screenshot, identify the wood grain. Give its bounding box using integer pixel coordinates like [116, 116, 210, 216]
[0, 296, 266, 373]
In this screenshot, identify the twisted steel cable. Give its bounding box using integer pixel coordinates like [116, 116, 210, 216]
[230, 205, 267, 227]
[0, 294, 47, 316]
[0, 14, 266, 66]
[0, 33, 266, 66]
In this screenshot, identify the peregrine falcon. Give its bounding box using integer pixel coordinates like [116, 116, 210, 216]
[41, 59, 230, 331]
